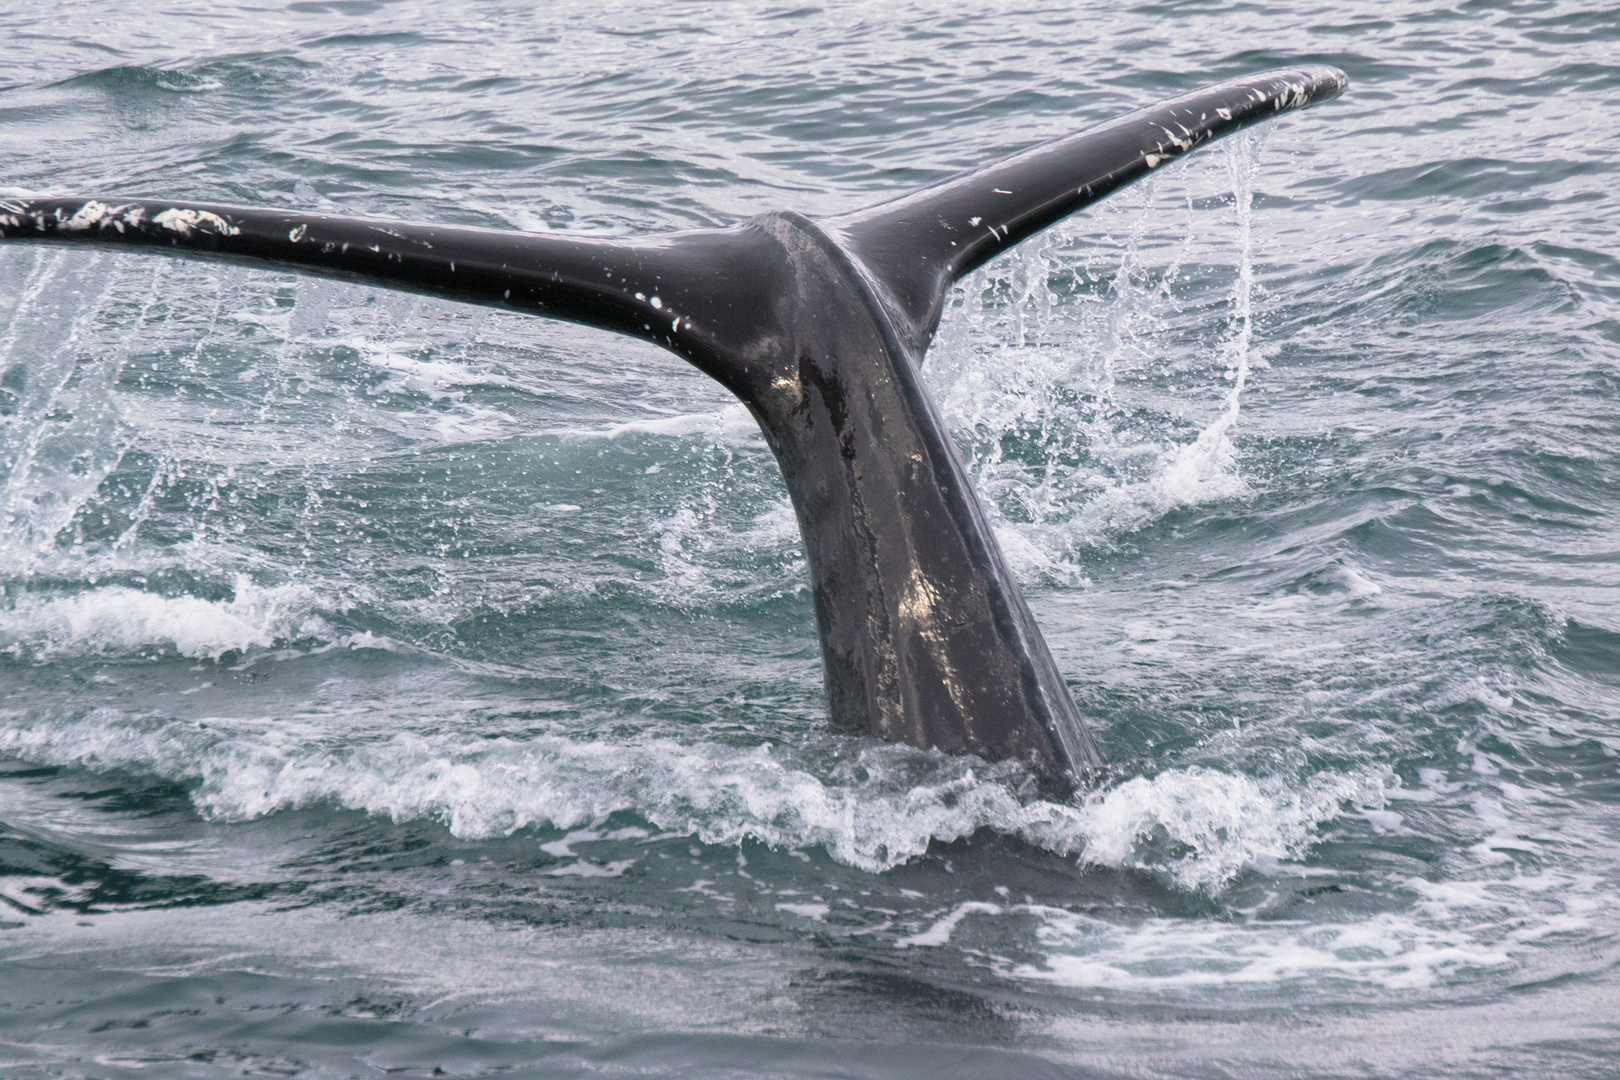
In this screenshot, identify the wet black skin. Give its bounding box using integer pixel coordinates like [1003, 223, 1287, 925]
[0, 67, 1347, 794]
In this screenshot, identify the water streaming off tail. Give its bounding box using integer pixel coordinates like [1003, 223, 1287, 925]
[928, 132, 1273, 583]
[0, 252, 150, 571]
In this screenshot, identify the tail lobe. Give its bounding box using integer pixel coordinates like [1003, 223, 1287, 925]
[827, 65, 1348, 346]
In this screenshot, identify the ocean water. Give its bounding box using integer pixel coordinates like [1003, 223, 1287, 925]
[1, 1, 1617, 1076]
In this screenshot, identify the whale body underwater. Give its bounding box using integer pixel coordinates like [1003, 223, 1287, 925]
[0, 66, 1347, 795]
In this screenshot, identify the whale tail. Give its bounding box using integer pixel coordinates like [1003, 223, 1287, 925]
[0, 67, 1347, 793]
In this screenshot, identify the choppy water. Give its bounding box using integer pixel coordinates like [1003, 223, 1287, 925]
[2, 2, 1617, 1077]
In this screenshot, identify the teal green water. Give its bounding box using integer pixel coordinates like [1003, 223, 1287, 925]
[2, 2, 1618, 1077]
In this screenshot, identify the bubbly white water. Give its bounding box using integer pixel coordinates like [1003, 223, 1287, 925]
[0, 695, 1392, 889]
[0, 578, 337, 659]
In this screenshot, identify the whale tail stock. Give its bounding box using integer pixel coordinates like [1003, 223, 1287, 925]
[0, 66, 1347, 793]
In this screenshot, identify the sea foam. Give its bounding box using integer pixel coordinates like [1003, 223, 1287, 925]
[0, 703, 1386, 888]
[0, 578, 335, 660]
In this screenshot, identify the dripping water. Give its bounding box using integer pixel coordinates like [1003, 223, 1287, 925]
[927, 129, 1272, 582]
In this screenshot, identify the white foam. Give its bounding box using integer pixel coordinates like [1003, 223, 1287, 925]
[543, 859, 636, 878]
[1330, 564, 1384, 600]
[0, 577, 335, 660]
[0, 699, 1387, 891]
[540, 828, 601, 857]
[1010, 908, 1515, 991]
[896, 901, 1003, 947]
[644, 492, 803, 606]
[427, 403, 521, 444]
[1055, 431, 1252, 551]
[1073, 766, 1392, 891]
[1002, 867, 1600, 992]
[356, 340, 535, 401]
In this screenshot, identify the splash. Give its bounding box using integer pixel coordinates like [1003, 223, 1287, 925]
[0, 254, 163, 570]
[926, 130, 1274, 580]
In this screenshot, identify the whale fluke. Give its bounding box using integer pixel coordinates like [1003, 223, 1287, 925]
[831, 66, 1348, 349]
[0, 67, 1347, 794]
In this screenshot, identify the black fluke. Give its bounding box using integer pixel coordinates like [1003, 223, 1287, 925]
[0, 66, 1347, 794]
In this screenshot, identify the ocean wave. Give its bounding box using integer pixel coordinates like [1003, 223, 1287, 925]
[1073, 766, 1391, 891]
[0, 578, 337, 660]
[0, 708, 1385, 887]
[53, 65, 224, 94]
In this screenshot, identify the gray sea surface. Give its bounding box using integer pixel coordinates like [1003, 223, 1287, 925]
[1, 2, 1617, 1077]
